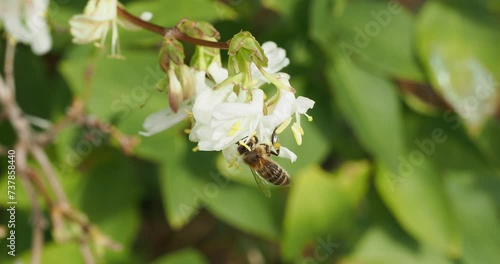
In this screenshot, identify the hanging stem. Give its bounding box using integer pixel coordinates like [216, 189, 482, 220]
[116, 6, 230, 49]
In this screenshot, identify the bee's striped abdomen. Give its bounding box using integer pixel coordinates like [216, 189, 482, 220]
[262, 162, 291, 186]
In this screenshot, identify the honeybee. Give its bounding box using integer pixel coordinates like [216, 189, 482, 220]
[237, 131, 291, 197]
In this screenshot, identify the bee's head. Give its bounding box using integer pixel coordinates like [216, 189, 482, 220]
[237, 135, 259, 154]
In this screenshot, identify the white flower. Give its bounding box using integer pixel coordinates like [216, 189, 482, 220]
[190, 42, 314, 164]
[260, 73, 315, 146]
[140, 41, 315, 165]
[139, 69, 208, 136]
[69, 0, 142, 58]
[0, 0, 52, 55]
[251, 41, 289, 87]
[190, 88, 264, 151]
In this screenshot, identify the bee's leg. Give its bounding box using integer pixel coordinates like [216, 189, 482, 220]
[271, 142, 281, 156]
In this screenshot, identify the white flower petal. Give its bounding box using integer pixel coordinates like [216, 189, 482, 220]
[212, 89, 263, 120]
[295, 96, 315, 114]
[262, 42, 289, 73]
[191, 88, 264, 151]
[139, 107, 188, 137]
[251, 41, 290, 87]
[192, 85, 235, 123]
[222, 145, 240, 164]
[84, 0, 117, 19]
[262, 90, 295, 129]
[278, 146, 297, 163]
[207, 62, 228, 84]
[0, 0, 52, 55]
[140, 11, 153, 21]
[69, 0, 126, 57]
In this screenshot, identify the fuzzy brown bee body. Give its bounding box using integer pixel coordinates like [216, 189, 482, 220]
[237, 135, 291, 194]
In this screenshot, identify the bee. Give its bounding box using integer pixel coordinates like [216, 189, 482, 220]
[237, 131, 291, 197]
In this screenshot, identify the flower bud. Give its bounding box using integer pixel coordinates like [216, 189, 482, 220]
[179, 65, 196, 100]
[177, 20, 222, 70]
[177, 19, 220, 40]
[168, 69, 184, 113]
[159, 38, 185, 72]
[229, 31, 268, 68]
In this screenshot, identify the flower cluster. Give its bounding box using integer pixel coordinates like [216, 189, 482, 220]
[69, 0, 151, 58]
[66, 1, 315, 165]
[141, 40, 315, 164]
[0, 0, 52, 55]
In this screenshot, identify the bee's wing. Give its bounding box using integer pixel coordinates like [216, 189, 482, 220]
[251, 169, 272, 198]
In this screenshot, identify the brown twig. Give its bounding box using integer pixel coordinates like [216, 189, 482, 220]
[27, 169, 54, 208]
[4, 38, 16, 95]
[116, 6, 230, 49]
[79, 241, 96, 264]
[30, 146, 69, 203]
[2, 40, 48, 264]
[16, 145, 46, 264]
[0, 40, 110, 263]
[80, 115, 139, 155]
[0, 144, 7, 155]
[36, 99, 85, 146]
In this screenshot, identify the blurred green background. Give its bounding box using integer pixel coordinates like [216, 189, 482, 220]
[1, 0, 500, 263]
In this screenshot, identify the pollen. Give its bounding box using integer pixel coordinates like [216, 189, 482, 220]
[228, 121, 242, 136]
[291, 123, 303, 145]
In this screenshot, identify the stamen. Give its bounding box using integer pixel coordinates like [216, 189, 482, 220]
[239, 140, 252, 151]
[275, 117, 292, 134]
[184, 129, 191, 134]
[185, 109, 195, 128]
[192, 146, 199, 152]
[228, 121, 242, 136]
[305, 113, 313, 122]
[228, 155, 237, 168]
[291, 123, 303, 145]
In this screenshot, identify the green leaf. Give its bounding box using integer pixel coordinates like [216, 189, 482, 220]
[310, 0, 424, 81]
[416, 1, 500, 134]
[76, 148, 142, 222]
[152, 248, 208, 264]
[160, 135, 219, 229]
[329, 58, 405, 173]
[475, 121, 500, 170]
[282, 161, 370, 260]
[346, 226, 453, 264]
[60, 45, 186, 162]
[444, 171, 500, 264]
[206, 184, 282, 240]
[70, 148, 142, 256]
[375, 161, 462, 258]
[60, 46, 166, 121]
[19, 243, 83, 264]
[261, 0, 301, 17]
